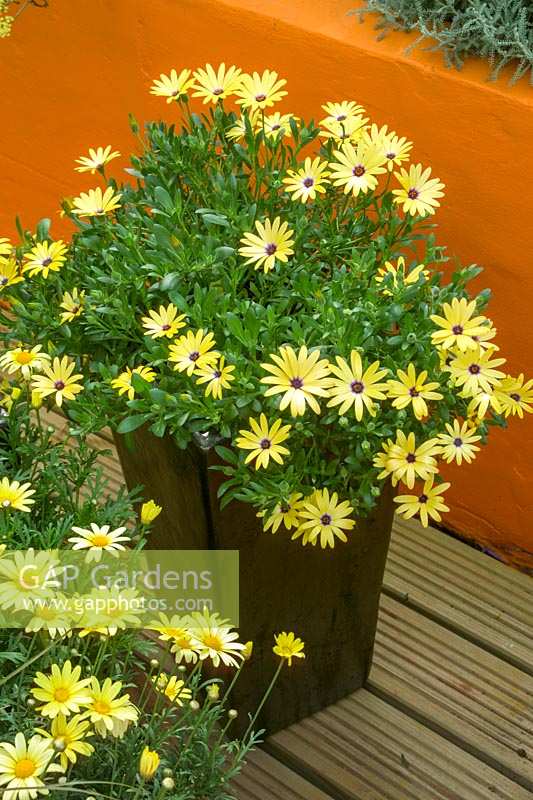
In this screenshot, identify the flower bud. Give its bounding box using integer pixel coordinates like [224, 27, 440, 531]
[163, 768, 173, 777]
[206, 684, 220, 701]
[162, 777, 175, 790]
[31, 390, 42, 409]
[140, 500, 162, 525]
[58, 776, 68, 785]
[139, 746, 160, 780]
[242, 641, 253, 660]
[228, 709, 238, 719]
[189, 700, 200, 711]
[177, 665, 187, 673]
[26, 697, 36, 708]
[149, 658, 159, 669]
[53, 737, 66, 752]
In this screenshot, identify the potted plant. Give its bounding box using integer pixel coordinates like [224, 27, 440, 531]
[1, 63, 531, 731]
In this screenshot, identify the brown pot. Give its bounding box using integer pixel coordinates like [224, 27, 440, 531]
[114, 427, 394, 735]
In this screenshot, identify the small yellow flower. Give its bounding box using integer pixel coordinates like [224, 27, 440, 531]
[283, 157, 330, 203]
[0, 733, 63, 797]
[0, 345, 51, 379]
[111, 365, 156, 400]
[495, 374, 533, 418]
[430, 298, 489, 352]
[261, 345, 331, 417]
[226, 113, 256, 143]
[295, 488, 355, 549]
[31, 661, 92, 718]
[236, 414, 291, 470]
[86, 676, 139, 737]
[0, 238, 13, 258]
[189, 608, 245, 668]
[392, 163, 445, 217]
[192, 62, 243, 103]
[437, 419, 481, 465]
[0, 258, 23, 291]
[387, 363, 443, 420]
[68, 523, 131, 563]
[319, 114, 369, 144]
[363, 124, 413, 171]
[394, 478, 451, 528]
[141, 304, 186, 339]
[140, 500, 162, 524]
[168, 329, 219, 375]
[327, 351, 389, 420]
[259, 112, 299, 139]
[374, 431, 441, 489]
[320, 100, 366, 126]
[150, 68, 194, 102]
[151, 674, 192, 706]
[139, 746, 160, 780]
[446, 346, 506, 397]
[0, 477, 35, 512]
[238, 216, 295, 273]
[74, 146, 120, 174]
[36, 713, 94, 771]
[466, 387, 503, 420]
[31, 356, 84, 407]
[23, 240, 68, 278]
[235, 69, 287, 110]
[260, 492, 305, 533]
[273, 632, 305, 666]
[374, 256, 429, 295]
[194, 356, 235, 399]
[72, 187, 122, 217]
[328, 141, 387, 196]
[60, 288, 85, 324]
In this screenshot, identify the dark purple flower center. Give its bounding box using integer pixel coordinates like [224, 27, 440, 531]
[409, 387, 419, 397]
[352, 165, 365, 177]
[260, 438, 271, 450]
[418, 494, 428, 504]
[320, 513, 332, 526]
[41, 257, 53, 267]
[290, 377, 304, 389]
[161, 324, 171, 331]
[212, 87, 224, 96]
[54, 380, 65, 390]
[454, 437, 463, 447]
[264, 243, 277, 256]
[71, 306, 80, 313]
[406, 453, 416, 464]
[452, 324, 464, 335]
[189, 351, 200, 362]
[511, 393, 521, 401]
[271, 124, 281, 130]
[407, 188, 419, 199]
[255, 93, 267, 102]
[213, 370, 222, 379]
[350, 380, 364, 394]
[171, 90, 179, 97]
[303, 177, 314, 188]
[336, 114, 347, 121]
[280, 503, 290, 513]
[386, 152, 396, 159]
[468, 364, 481, 375]
[0, 277, 8, 285]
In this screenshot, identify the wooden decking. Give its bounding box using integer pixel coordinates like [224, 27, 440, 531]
[50, 415, 533, 799]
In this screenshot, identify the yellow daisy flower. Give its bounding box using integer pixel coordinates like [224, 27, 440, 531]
[141, 303, 186, 339]
[36, 713, 94, 771]
[446, 345, 506, 396]
[328, 141, 387, 196]
[24, 598, 73, 638]
[394, 478, 451, 528]
[169, 628, 201, 665]
[31, 356, 84, 407]
[149, 612, 190, 641]
[189, 608, 245, 668]
[68, 523, 130, 563]
[31, 661, 92, 718]
[437, 419, 481, 465]
[194, 356, 235, 399]
[22, 240, 68, 278]
[392, 163, 445, 217]
[374, 256, 429, 295]
[74, 145, 120, 174]
[466, 387, 503, 420]
[375, 430, 441, 489]
[60, 288, 85, 324]
[386, 363, 443, 420]
[319, 114, 369, 144]
[150, 68, 194, 102]
[282, 157, 330, 203]
[430, 298, 489, 352]
[261, 345, 331, 416]
[363, 124, 413, 171]
[168, 329, 219, 375]
[0, 258, 23, 291]
[235, 69, 287, 110]
[72, 187, 122, 217]
[495, 374, 533, 418]
[0, 477, 35, 512]
[0, 238, 13, 258]
[259, 492, 305, 533]
[140, 499, 162, 524]
[238, 216, 295, 273]
[320, 100, 366, 125]
[0, 345, 51, 379]
[327, 351, 388, 420]
[0, 549, 58, 610]
[152, 673, 192, 706]
[259, 112, 298, 139]
[192, 62, 243, 103]
[111, 365, 156, 400]
[273, 631, 305, 666]
[236, 414, 291, 470]
[295, 488, 355, 549]
[86, 676, 139, 737]
[139, 747, 160, 781]
[0, 733, 63, 798]
[226, 113, 255, 143]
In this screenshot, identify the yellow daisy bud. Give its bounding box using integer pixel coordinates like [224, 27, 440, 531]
[207, 684, 220, 701]
[31, 389, 43, 409]
[11, 387, 21, 400]
[139, 746, 160, 780]
[140, 500, 162, 524]
[242, 641, 254, 660]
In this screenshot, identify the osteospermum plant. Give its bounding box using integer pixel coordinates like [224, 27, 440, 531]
[1, 63, 532, 544]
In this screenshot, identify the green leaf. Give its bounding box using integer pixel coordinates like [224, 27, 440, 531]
[117, 414, 151, 434]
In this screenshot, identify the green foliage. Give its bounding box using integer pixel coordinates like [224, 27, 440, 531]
[354, 0, 533, 84]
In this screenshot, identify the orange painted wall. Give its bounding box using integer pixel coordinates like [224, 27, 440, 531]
[2, 0, 532, 567]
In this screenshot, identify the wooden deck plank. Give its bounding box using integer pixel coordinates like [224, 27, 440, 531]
[269, 688, 531, 800]
[384, 519, 533, 674]
[232, 749, 334, 800]
[370, 595, 533, 789]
